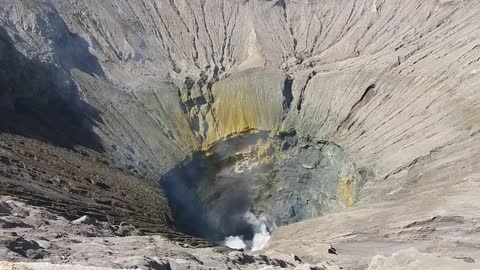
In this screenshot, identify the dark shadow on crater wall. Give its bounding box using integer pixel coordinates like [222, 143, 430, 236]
[0, 23, 104, 151]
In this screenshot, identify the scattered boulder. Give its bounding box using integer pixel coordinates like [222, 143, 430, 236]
[7, 237, 49, 259]
[0, 262, 32, 270]
[368, 248, 480, 270]
[112, 222, 140, 237]
[453, 256, 475, 263]
[144, 258, 172, 270]
[228, 251, 256, 265]
[0, 218, 33, 229]
[0, 201, 12, 216]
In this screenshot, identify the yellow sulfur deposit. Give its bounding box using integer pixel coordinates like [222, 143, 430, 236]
[202, 68, 286, 147]
[338, 177, 355, 207]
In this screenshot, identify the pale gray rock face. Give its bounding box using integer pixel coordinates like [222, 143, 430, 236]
[0, 0, 479, 269]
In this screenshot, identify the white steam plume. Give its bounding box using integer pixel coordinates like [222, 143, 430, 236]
[251, 222, 270, 251]
[223, 212, 272, 251]
[224, 236, 247, 249]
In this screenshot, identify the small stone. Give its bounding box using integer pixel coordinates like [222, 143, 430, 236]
[72, 215, 97, 225]
[113, 222, 140, 236]
[291, 253, 302, 262]
[302, 164, 315, 169]
[328, 245, 337, 255]
[54, 232, 67, 238]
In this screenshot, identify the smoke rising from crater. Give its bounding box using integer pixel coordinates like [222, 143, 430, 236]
[223, 212, 272, 251]
[160, 133, 275, 247]
[161, 160, 262, 243]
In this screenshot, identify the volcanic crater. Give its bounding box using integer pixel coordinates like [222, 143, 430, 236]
[1, 0, 480, 269]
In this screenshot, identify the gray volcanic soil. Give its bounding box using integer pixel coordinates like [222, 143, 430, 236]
[1, 0, 480, 269]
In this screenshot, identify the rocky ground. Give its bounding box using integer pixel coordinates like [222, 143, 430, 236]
[0, 133, 166, 234]
[2, 194, 479, 270]
[0, 195, 340, 270]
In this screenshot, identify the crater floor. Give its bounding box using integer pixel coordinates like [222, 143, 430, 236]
[162, 130, 362, 249]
